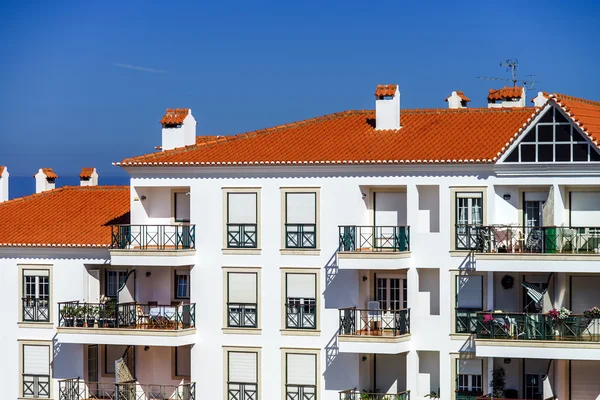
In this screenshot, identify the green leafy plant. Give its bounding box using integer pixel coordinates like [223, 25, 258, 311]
[425, 391, 440, 399]
[489, 367, 506, 398]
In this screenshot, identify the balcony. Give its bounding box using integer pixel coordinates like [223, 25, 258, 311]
[110, 224, 196, 266]
[455, 224, 600, 272]
[227, 303, 257, 328]
[339, 389, 410, 400]
[286, 384, 317, 400]
[474, 312, 600, 360]
[285, 223, 316, 249]
[338, 307, 411, 354]
[56, 301, 196, 346]
[285, 302, 317, 329]
[59, 379, 196, 400]
[337, 226, 411, 269]
[227, 382, 257, 400]
[227, 223, 257, 248]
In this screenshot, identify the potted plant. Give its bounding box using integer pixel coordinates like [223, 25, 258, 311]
[103, 301, 117, 328]
[61, 305, 76, 327]
[584, 306, 600, 320]
[489, 367, 506, 398]
[547, 307, 571, 337]
[425, 391, 440, 398]
[85, 305, 97, 328]
[74, 305, 86, 327]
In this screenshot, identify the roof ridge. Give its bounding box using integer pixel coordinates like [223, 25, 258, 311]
[0, 185, 129, 207]
[550, 93, 600, 107]
[121, 110, 369, 163]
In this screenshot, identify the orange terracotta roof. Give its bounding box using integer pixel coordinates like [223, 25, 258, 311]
[488, 86, 524, 101]
[550, 93, 600, 145]
[446, 91, 471, 102]
[375, 84, 397, 97]
[80, 168, 95, 179]
[33, 168, 58, 179]
[117, 107, 541, 166]
[160, 108, 190, 125]
[0, 186, 130, 247]
[0, 166, 4, 176]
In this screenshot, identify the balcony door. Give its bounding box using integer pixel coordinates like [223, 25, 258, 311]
[455, 192, 483, 249]
[375, 275, 407, 328]
[373, 191, 407, 249]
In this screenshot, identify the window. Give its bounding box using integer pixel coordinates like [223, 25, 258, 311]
[174, 192, 191, 222]
[525, 374, 543, 399]
[227, 272, 258, 328]
[285, 353, 317, 400]
[87, 345, 98, 383]
[227, 351, 258, 400]
[455, 192, 483, 250]
[104, 345, 126, 375]
[174, 346, 191, 377]
[375, 277, 407, 311]
[504, 107, 600, 163]
[22, 269, 50, 322]
[105, 270, 127, 299]
[174, 270, 190, 299]
[456, 359, 483, 395]
[285, 192, 317, 248]
[286, 273, 317, 329]
[227, 192, 258, 248]
[455, 275, 483, 334]
[22, 344, 50, 398]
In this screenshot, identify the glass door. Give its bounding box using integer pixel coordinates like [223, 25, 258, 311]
[456, 193, 483, 249]
[524, 200, 544, 252]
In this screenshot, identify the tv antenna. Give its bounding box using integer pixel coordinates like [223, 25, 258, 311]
[477, 59, 535, 90]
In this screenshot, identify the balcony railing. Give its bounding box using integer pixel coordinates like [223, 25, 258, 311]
[455, 224, 600, 254]
[338, 225, 410, 252]
[286, 301, 317, 329]
[24, 374, 50, 398]
[286, 384, 317, 400]
[227, 223, 258, 248]
[285, 223, 317, 248]
[227, 303, 257, 328]
[111, 224, 196, 250]
[339, 307, 410, 336]
[339, 389, 410, 400]
[227, 382, 257, 400]
[59, 379, 196, 400]
[475, 312, 600, 341]
[57, 301, 195, 330]
[455, 308, 480, 334]
[22, 297, 50, 322]
[455, 392, 483, 400]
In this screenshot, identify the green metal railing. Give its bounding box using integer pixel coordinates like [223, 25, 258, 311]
[455, 308, 481, 334]
[111, 224, 195, 250]
[455, 224, 600, 253]
[339, 389, 410, 400]
[339, 307, 410, 336]
[475, 312, 600, 341]
[338, 226, 410, 252]
[285, 223, 317, 248]
[59, 379, 196, 400]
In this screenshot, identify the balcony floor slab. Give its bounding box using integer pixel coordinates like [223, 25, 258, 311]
[110, 249, 196, 266]
[338, 334, 411, 354]
[56, 327, 196, 346]
[475, 253, 600, 272]
[475, 338, 600, 360]
[337, 252, 411, 269]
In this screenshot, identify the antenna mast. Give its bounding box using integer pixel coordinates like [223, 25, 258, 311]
[477, 59, 535, 90]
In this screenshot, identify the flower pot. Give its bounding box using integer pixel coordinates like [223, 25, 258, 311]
[86, 318, 95, 328]
[75, 318, 85, 328]
[63, 318, 74, 327]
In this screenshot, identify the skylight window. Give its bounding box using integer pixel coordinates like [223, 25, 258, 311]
[504, 107, 600, 163]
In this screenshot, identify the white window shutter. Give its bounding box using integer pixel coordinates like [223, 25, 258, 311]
[286, 193, 316, 224]
[175, 193, 191, 221]
[570, 192, 600, 227]
[228, 273, 257, 303]
[456, 192, 483, 199]
[176, 346, 191, 376]
[23, 345, 50, 375]
[229, 352, 257, 383]
[228, 193, 257, 224]
[458, 359, 482, 375]
[23, 269, 49, 277]
[457, 276, 482, 309]
[287, 353, 316, 385]
[287, 274, 316, 298]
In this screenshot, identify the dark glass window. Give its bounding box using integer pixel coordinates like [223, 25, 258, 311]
[555, 109, 569, 123]
[539, 109, 553, 123]
[505, 149, 519, 162]
[555, 144, 571, 162]
[573, 142, 589, 161]
[522, 130, 536, 142]
[537, 125, 553, 142]
[555, 124, 571, 142]
[538, 144, 553, 162]
[521, 144, 536, 162]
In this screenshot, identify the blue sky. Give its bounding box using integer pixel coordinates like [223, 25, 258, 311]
[1, 0, 599, 184]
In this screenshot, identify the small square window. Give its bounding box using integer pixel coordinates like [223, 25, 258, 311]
[537, 125, 553, 142]
[573, 142, 589, 162]
[538, 144, 553, 162]
[520, 144, 536, 162]
[555, 124, 571, 142]
[555, 144, 571, 162]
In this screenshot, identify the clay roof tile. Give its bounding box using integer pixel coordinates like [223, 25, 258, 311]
[160, 108, 190, 125]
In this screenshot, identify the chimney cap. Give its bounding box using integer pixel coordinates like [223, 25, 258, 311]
[80, 168, 95, 179]
[488, 86, 524, 101]
[445, 91, 471, 103]
[375, 84, 398, 98]
[0, 166, 5, 176]
[160, 108, 190, 125]
[33, 168, 59, 179]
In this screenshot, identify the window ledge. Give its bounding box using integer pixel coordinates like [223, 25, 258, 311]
[18, 322, 54, 329]
[280, 329, 321, 336]
[222, 248, 262, 255]
[280, 249, 321, 256]
[223, 327, 262, 335]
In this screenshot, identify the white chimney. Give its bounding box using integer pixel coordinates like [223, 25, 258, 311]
[0, 166, 8, 202]
[446, 91, 470, 109]
[375, 84, 400, 130]
[532, 91, 548, 108]
[161, 108, 196, 151]
[488, 86, 526, 108]
[33, 168, 58, 193]
[80, 168, 98, 186]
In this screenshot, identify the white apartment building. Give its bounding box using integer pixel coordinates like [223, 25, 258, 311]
[2, 85, 600, 400]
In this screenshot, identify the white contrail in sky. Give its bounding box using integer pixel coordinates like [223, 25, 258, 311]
[113, 63, 167, 74]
